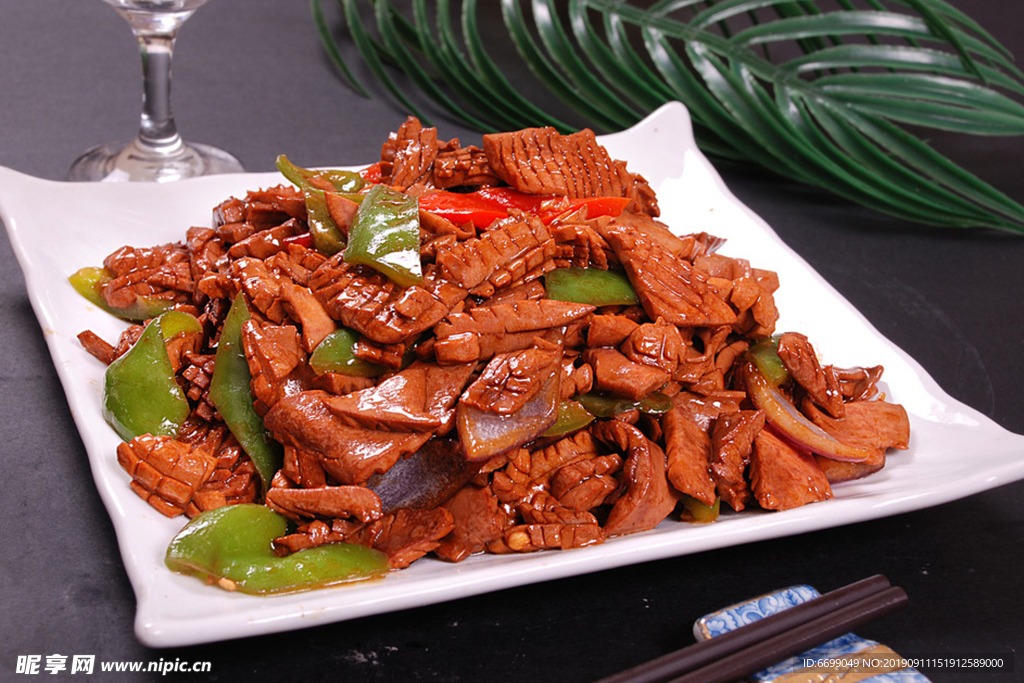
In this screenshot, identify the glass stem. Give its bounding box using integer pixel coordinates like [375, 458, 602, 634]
[135, 32, 183, 152]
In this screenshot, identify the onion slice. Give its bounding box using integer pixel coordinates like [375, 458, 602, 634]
[456, 370, 560, 462]
[742, 362, 874, 462]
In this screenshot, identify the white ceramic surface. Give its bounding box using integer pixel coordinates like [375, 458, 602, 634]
[3, 102, 1022, 648]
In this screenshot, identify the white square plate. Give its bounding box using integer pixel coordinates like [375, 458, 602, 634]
[3, 102, 1023, 648]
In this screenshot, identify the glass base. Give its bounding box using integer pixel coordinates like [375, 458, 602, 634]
[67, 137, 244, 182]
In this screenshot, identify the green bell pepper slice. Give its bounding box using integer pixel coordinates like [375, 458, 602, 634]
[276, 154, 365, 194]
[303, 189, 347, 256]
[102, 310, 201, 442]
[544, 267, 638, 307]
[208, 294, 282, 494]
[345, 184, 423, 287]
[69, 266, 176, 322]
[576, 390, 673, 419]
[309, 328, 388, 377]
[746, 335, 789, 386]
[165, 504, 389, 595]
[541, 399, 596, 438]
[679, 495, 720, 524]
[276, 156, 366, 256]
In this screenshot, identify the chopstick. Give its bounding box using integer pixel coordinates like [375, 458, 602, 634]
[596, 575, 908, 683]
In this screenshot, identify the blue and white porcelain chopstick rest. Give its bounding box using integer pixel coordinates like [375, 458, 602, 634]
[694, 584, 931, 683]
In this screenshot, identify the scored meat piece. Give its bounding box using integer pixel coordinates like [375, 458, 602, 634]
[352, 336, 410, 371]
[271, 519, 341, 556]
[241, 185, 307, 227]
[267, 244, 328, 288]
[710, 409, 766, 512]
[662, 407, 717, 506]
[267, 360, 475, 483]
[434, 484, 510, 562]
[814, 454, 885, 484]
[278, 279, 335, 352]
[274, 505, 458, 569]
[163, 324, 202, 375]
[434, 216, 558, 292]
[350, 507, 456, 569]
[461, 339, 562, 414]
[101, 242, 193, 311]
[834, 365, 885, 402]
[549, 454, 622, 512]
[180, 353, 219, 421]
[550, 220, 616, 269]
[592, 420, 677, 536]
[241, 321, 310, 416]
[777, 332, 844, 417]
[803, 398, 910, 480]
[675, 326, 731, 384]
[434, 298, 593, 363]
[482, 126, 634, 200]
[279, 444, 329, 489]
[587, 314, 640, 348]
[805, 394, 910, 483]
[749, 429, 833, 510]
[559, 355, 594, 400]
[620, 319, 685, 375]
[693, 252, 751, 280]
[186, 226, 229, 295]
[116, 434, 217, 518]
[596, 213, 707, 262]
[604, 225, 737, 327]
[714, 340, 750, 377]
[380, 116, 440, 190]
[670, 390, 744, 433]
[311, 372, 376, 396]
[187, 432, 260, 516]
[519, 490, 598, 526]
[264, 390, 434, 485]
[325, 360, 475, 433]
[265, 484, 383, 523]
[77, 330, 119, 365]
[491, 430, 599, 505]
[227, 218, 302, 260]
[230, 257, 288, 323]
[310, 258, 468, 345]
[469, 280, 546, 309]
[433, 142, 502, 189]
[494, 522, 604, 553]
[212, 185, 304, 246]
[583, 347, 670, 401]
[729, 274, 779, 338]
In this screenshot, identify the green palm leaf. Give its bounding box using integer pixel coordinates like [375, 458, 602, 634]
[315, 0, 1024, 233]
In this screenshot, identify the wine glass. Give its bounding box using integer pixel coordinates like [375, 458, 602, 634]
[68, 0, 243, 182]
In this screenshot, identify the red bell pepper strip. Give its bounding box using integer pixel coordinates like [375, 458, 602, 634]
[281, 232, 314, 250]
[360, 162, 384, 185]
[418, 187, 630, 229]
[561, 196, 631, 221]
[416, 192, 508, 228]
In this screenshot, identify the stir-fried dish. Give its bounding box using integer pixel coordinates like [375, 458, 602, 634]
[74, 117, 910, 594]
